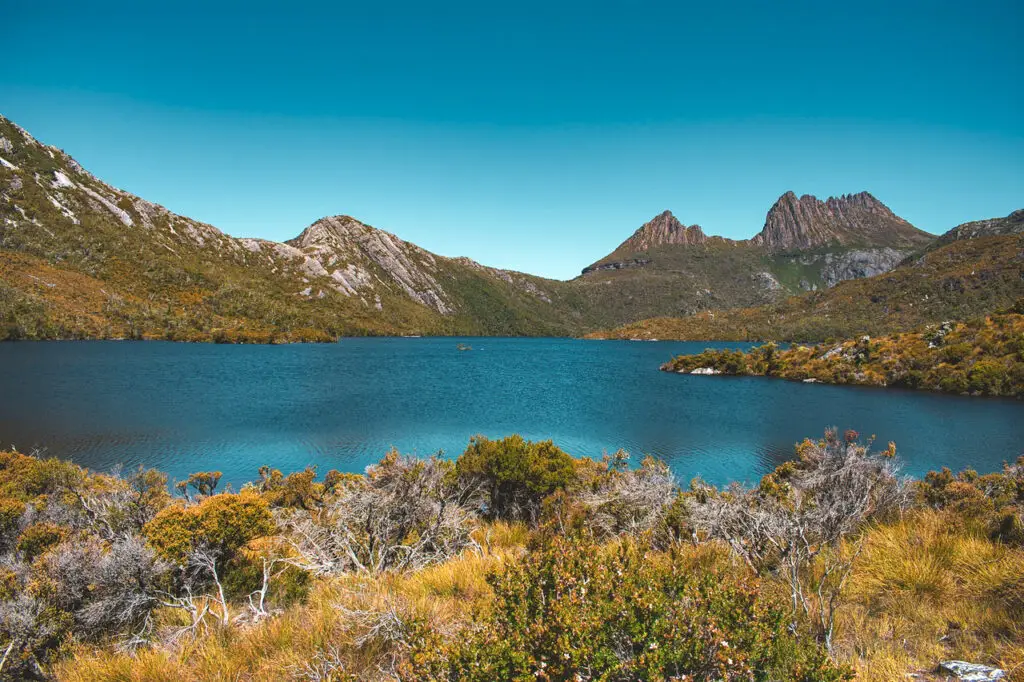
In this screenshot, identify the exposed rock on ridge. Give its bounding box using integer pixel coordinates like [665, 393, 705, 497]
[930, 209, 1024, 250]
[581, 257, 651, 275]
[615, 210, 707, 254]
[752, 191, 931, 252]
[287, 215, 453, 314]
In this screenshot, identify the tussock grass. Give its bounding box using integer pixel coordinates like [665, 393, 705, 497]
[54, 535, 523, 681]
[834, 509, 1024, 681]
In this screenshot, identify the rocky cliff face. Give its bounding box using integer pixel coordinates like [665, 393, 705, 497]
[817, 248, 910, 287]
[615, 210, 708, 254]
[286, 215, 454, 314]
[751, 191, 932, 252]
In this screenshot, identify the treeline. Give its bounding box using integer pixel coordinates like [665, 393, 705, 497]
[1, 433, 1022, 680]
[663, 312, 1024, 398]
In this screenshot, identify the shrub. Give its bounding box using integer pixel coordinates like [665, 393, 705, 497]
[174, 470, 222, 499]
[143, 490, 275, 565]
[0, 497, 26, 551]
[918, 456, 1024, 545]
[577, 451, 677, 540]
[17, 523, 67, 561]
[284, 451, 477, 574]
[456, 435, 580, 523]
[34, 534, 165, 640]
[686, 429, 904, 650]
[406, 532, 851, 681]
[256, 466, 323, 509]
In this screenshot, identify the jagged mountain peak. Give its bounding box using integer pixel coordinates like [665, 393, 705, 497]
[617, 209, 708, 254]
[752, 190, 931, 252]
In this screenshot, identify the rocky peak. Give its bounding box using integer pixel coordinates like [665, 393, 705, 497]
[825, 191, 891, 214]
[617, 210, 708, 254]
[290, 215, 387, 251]
[752, 191, 930, 252]
[286, 215, 454, 315]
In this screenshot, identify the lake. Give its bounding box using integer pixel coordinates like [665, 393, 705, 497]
[0, 338, 1021, 486]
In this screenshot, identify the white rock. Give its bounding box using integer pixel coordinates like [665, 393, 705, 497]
[803, 378, 819, 383]
[690, 367, 721, 375]
[47, 194, 79, 224]
[52, 170, 75, 188]
[0, 155, 18, 170]
[821, 344, 844, 360]
[77, 183, 133, 226]
[939, 661, 1005, 681]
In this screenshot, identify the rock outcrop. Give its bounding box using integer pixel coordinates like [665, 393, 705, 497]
[929, 209, 1024, 250]
[938, 660, 1006, 681]
[288, 215, 454, 314]
[752, 191, 932, 252]
[795, 247, 910, 287]
[613, 210, 708, 255]
[581, 257, 651, 275]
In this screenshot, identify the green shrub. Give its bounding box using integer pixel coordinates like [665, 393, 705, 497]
[456, 435, 580, 523]
[143, 490, 275, 564]
[406, 531, 851, 681]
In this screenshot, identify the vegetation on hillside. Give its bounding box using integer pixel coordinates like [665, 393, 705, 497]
[589, 234, 1024, 342]
[0, 116, 589, 341]
[8, 113, 1020, 343]
[0, 432, 1020, 680]
[662, 311, 1024, 398]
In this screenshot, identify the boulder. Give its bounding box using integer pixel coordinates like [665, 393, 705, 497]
[939, 660, 1005, 681]
[690, 367, 721, 375]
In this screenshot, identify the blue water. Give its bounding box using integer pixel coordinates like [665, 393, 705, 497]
[0, 338, 1020, 487]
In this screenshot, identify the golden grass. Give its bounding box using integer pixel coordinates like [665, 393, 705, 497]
[55, 530, 524, 682]
[834, 509, 1024, 681]
[52, 514, 1024, 681]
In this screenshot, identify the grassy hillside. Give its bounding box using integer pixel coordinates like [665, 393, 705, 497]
[0, 115, 591, 340]
[590, 233, 1024, 342]
[573, 240, 786, 329]
[3, 111, 1020, 342]
[0, 434, 1019, 680]
[662, 312, 1024, 398]
[574, 237, 934, 332]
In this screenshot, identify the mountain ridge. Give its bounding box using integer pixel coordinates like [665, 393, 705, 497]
[2, 112, 1014, 342]
[751, 190, 932, 252]
[587, 208, 1024, 342]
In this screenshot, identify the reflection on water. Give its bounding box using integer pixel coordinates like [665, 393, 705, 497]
[0, 338, 1021, 486]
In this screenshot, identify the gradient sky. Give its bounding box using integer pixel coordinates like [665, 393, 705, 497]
[3, 0, 1022, 280]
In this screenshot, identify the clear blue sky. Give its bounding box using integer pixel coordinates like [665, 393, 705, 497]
[3, 0, 1022, 280]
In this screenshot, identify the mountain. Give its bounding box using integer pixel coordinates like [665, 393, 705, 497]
[3, 112, 1016, 343]
[751, 191, 932, 252]
[0, 114, 584, 340]
[572, 193, 935, 330]
[586, 210, 708, 270]
[587, 208, 1024, 342]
